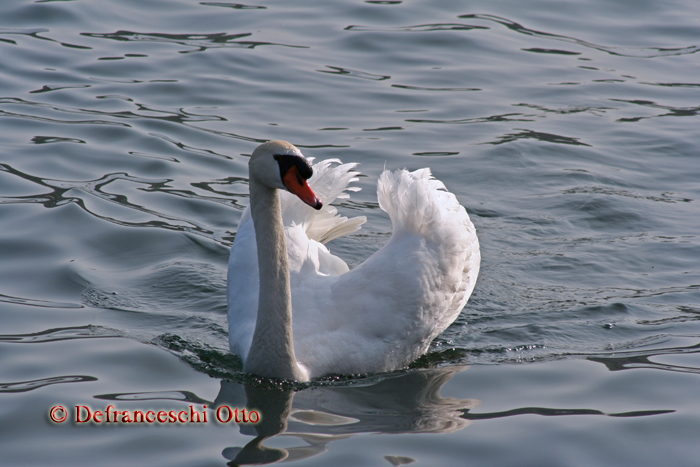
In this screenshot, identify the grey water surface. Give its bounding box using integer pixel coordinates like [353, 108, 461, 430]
[1, 0, 699, 466]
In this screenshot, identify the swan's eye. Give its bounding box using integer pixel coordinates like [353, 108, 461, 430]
[274, 154, 313, 182]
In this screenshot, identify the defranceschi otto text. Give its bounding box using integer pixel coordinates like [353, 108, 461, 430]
[49, 405, 260, 425]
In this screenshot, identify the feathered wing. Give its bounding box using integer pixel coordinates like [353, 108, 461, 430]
[281, 158, 366, 245]
[292, 168, 480, 378]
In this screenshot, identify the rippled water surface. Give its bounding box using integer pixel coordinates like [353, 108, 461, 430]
[1, 0, 699, 465]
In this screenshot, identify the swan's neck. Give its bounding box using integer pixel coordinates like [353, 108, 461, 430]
[245, 181, 305, 380]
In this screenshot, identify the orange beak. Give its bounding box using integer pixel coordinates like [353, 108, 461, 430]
[283, 166, 323, 210]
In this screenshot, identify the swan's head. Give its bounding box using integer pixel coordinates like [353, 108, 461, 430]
[250, 140, 323, 210]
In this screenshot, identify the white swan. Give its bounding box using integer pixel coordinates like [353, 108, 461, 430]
[227, 140, 480, 381]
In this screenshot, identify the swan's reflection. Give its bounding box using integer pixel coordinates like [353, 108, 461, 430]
[214, 366, 480, 465]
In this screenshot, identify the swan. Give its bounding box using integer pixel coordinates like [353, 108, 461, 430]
[227, 140, 480, 381]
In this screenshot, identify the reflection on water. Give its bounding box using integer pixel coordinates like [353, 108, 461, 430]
[49, 361, 677, 466]
[216, 367, 478, 465]
[210, 364, 670, 465]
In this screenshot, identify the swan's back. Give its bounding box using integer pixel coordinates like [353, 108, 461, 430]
[227, 160, 480, 379]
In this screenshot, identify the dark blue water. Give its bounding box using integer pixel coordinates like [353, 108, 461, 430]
[1, 0, 699, 465]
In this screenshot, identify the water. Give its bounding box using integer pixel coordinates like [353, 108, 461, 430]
[1, 0, 699, 465]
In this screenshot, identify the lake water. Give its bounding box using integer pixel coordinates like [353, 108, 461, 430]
[1, 0, 699, 465]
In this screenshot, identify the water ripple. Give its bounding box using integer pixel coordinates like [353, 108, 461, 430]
[0, 97, 224, 127]
[0, 164, 230, 241]
[610, 99, 700, 122]
[0, 325, 121, 344]
[640, 82, 700, 88]
[0, 109, 128, 128]
[81, 30, 307, 53]
[392, 84, 481, 92]
[94, 390, 209, 404]
[0, 293, 82, 309]
[0, 28, 91, 50]
[459, 14, 700, 58]
[514, 103, 613, 116]
[317, 66, 390, 81]
[149, 132, 232, 160]
[156, 333, 242, 379]
[29, 84, 91, 94]
[522, 48, 582, 56]
[464, 406, 674, 420]
[485, 129, 591, 146]
[589, 340, 700, 375]
[413, 151, 459, 157]
[562, 186, 693, 204]
[345, 23, 489, 32]
[200, 2, 265, 8]
[30, 135, 86, 144]
[406, 112, 535, 125]
[0, 375, 97, 393]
